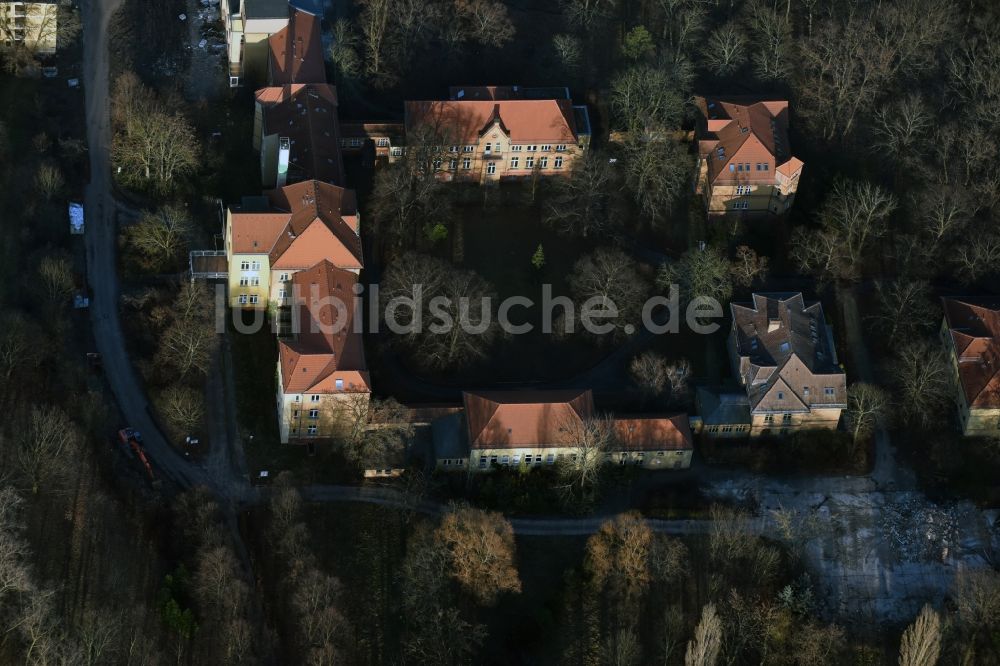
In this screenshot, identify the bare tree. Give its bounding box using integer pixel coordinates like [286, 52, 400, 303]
[953, 232, 1000, 284]
[623, 138, 691, 224]
[357, 0, 393, 84]
[899, 604, 942, 666]
[159, 385, 204, 438]
[603, 627, 642, 666]
[16, 406, 79, 493]
[911, 186, 972, 242]
[381, 253, 499, 370]
[747, 0, 793, 81]
[703, 22, 746, 76]
[871, 95, 932, 165]
[610, 65, 687, 138]
[792, 180, 896, 282]
[556, 416, 614, 498]
[544, 151, 621, 238]
[845, 383, 890, 442]
[569, 247, 649, 341]
[730, 246, 769, 288]
[329, 19, 362, 79]
[0, 313, 42, 381]
[585, 512, 653, 603]
[111, 73, 198, 193]
[561, 0, 615, 32]
[553, 33, 583, 73]
[437, 507, 521, 606]
[293, 567, 346, 661]
[629, 351, 670, 398]
[34, 164, 64, 200]
[685, 603, 722, 666]
[37, 255, 74, 306]
[652, 0, 707, 58]
[890, 340, 953, 428]
[129, 205, 193, 269]
[868, 280, 936, 344]
[0, 486, 32, 599]
[659, 246, 733, 306]
[156, 282, 218, 378]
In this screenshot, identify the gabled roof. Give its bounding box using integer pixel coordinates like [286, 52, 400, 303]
[612, 415, 692, 451]
[256, 84, 345, 187]
[730, 293, 846, 412]
[943, 298, 1000, 409]
[229, 180, 362, 270]
[693, 95, 802, 186]
[268, 6, 325, 86]
[404, 98, 579, 144]
[279, 260, 369, 394]
[462, 389, 594, 449]
[696, 388, 751, 426]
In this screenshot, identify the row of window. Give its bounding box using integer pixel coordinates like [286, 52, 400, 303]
[727, 162, 770, 173]
[291, 425, 319, 436]
[706, 425, 750, 433]
[291, 409, 321, 419]
[774, 387, 836, 401]
[474, 450, 683, 469]
[237, 294, 259, 305]
[238, 277, 260, 287]
[763, 413, 795, 424]
[239, 260, 261, 271]
[434, 156, 565, 171]
[341, 137, 392, 148]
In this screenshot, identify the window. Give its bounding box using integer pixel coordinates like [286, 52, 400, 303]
[777, 392, 784, 400]
[546, 454, 555, 464]
[729, 164, 736, 172]
[803, 386, 810, 396]
[377, 138, 390, 147]
[764, 414, 774, 423]
[485, 142, 492, 153]
[539, 156, 548, 168]
[307, 425, 318, 435]
[744, 163, 751, 171]
[309, 409, 319, 419]
[292, 427, 299, 434]
[540, 144, 551, 151]
[250, 277, 260, 286]
[240, 261, 250, 271]
[335, 379, 344, 390]
[510, 156, 519, 168]
[737, 163, 744, 172]
[500, 455, 510, 465]
[490, 455, 498, 464]
[554, 156, 563, 169]
[722, 425, 733, 433]
[449, 159, 457, 169]
[524, 455, 533, 464]
[310, 395, 320, 403]
[239, 277, 249, 286]
[278, 288, 287, 300]
[526, 144, 537, 152]
[293, 395, 301, 402]
[443, 459, 451, 466]
[463, 145, 475, 152]
[525, 156, 534, 168]
[824, 387, 835, 397]
[462, 158, 471, 169]
[511, 145, 522, 152]
[783, 413, 793, 423]
[479, 456, 488, 468]
[292, 410, 299, 418]
[279, 273, 289, 281]
[762, 163, 769, 171]
[349, 138, 363, 147]
[512, 454, 521, 464]
[571, 454, 578, 463]
[390, 147, 403, 157]
[733, 201, 750, 210]
[534, 456, 542, 465]
[556, 144, 566, 152]
[249, 295, 259, 305]
[449, 145, 459, 152]
[736, 185, 751, 195]
[486, 162, 496, 175]
[433, 158, 442, 170]
[250, 261, 260, 271]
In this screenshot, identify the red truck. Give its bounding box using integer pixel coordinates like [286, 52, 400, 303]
[117, 428, 159, 486]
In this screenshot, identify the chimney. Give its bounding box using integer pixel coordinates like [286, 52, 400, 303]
[277, 137, 291, 188]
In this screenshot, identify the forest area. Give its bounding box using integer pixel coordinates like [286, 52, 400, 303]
[1, 0, 1000, 663]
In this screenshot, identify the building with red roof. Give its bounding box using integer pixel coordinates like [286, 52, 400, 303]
[941, 299, 1000, 436]
[693, 96, 804, 217]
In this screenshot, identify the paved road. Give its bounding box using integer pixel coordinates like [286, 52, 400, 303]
[82, 0, 210, 492]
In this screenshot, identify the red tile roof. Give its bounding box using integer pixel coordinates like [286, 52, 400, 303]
[463, 389, 594, 449]
[229, 180, 362, 270]
[612, 415, 693, 451]
[943, 299, 1000, 409]
[268, 6, 326, 86]
[279, 260, 369, 394]
[694, 96, 803, 186]
[404, 99, 579, 144]
[256, 84, 345, 187]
